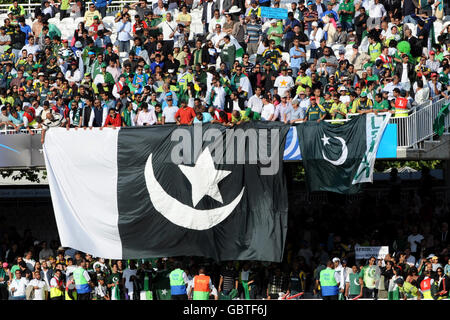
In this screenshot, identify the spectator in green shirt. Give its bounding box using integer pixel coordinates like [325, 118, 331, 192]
[372, 93, 393, 114]
[338, 0, 354, 31]
[267, 19, 283, 48]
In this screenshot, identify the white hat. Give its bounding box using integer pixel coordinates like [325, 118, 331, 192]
[426, 254, 435, 259]
[332, 257, 340, 263]
[270, 19, 278, 24]
[228, 5, 241, 13]
[75, 41, 82, 48]
[312, 21, 318, 27]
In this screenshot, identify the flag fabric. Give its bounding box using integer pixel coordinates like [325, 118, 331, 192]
[296, 113, 391, 194]
[43, 122, 289, 262]
[153, 270, 171, 300]
[140, 274, 153, 300]
[433, 102, 449, 137]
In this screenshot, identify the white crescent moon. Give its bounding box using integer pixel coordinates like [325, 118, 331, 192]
[144, 153, 245, 230]
[322, 137, 348, 166]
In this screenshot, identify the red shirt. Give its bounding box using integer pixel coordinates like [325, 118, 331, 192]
[175, 107, 196, 124]
[103, 113, 122, 127]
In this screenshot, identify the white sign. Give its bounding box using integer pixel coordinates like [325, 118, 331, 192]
[355, 246, 389, 260]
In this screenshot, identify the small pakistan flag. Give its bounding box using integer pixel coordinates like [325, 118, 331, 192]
[153, 270, 172, 300]
[296, 114, 391, 194]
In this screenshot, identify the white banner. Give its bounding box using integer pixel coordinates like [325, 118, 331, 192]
[355, 246, 389, 260]
[43, 128, 123, 259]
[352, 113, 392, 184]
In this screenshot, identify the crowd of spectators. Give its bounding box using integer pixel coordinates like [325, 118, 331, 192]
[0, 0, 449, 144]
[0, 0, 449, 301]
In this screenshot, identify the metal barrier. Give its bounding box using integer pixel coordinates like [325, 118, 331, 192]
[0, 1, 144, 17]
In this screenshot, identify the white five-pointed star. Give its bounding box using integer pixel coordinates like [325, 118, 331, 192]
[321, 134, 330, 146]
[161, 289, 168, 295]
[178, 148, 231, 207]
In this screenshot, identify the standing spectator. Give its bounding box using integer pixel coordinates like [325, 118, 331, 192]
[359, 256, 381, 299]
[169, 262, 189, 300]
[318, 261, 340, 300]
[0, 262, 9, 300]
[122, 260, 137, 300]
[407, 226, 424, 259]
[116, 14, 132, 53]
[9, 269, 29, 300]
[266, 267, 288, 299]
[218, 261, 238, 298]
[26, 271, 48, 300]
[345, 265, 362, 299]
[92, 0, 112, 19]
[175, 100, 196, 125]
[73, 259, 93, 300]
[103, 108, 123, 127]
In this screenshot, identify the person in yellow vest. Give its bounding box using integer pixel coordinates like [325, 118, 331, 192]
[65, 274, 77, 301]
[419, 271, 434, 300]
[394, 278, 421, 300]
[49, 269, 65, 300]
[394, 90, 409, 118]
[73, 259, 94, 300]
[188, 267, 218, 300]
[330, 94, 348, 124]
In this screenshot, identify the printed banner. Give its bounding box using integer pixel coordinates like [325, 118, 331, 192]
[352, 113, 392, 184]
[355, 246, 389, 260]
[260, 7, 288, 20]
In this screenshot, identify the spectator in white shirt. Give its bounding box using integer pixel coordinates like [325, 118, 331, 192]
[136, 102, 157, 126]
[23, 251, 35, 271]
[162, 99, 179, 124]
[9, 269, 29, 300]
[27, 271, 48, 300]
[407, 226, 424, 258]
[206, 77, 227, 110]
[158, 12, 177, 50]
[261, 94, 275, 121]
[367, 0, 386, 30]
[247, 87, 263, 115]
[413, 74, 430, 106]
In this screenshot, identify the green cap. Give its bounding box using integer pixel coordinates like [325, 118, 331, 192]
[101, 62, 107, 68]
[26, 76, 33, 81]
[33, 63, 43, 69]
[360, 91, 367, 97]
[94, 15, 99, 20]
[321, 58, 327, 63]
[144, 64, 150, 69]
[4, 45, 11, 51]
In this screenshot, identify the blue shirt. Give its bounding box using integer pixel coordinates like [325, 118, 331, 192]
[150, 61, 164, 74]
[289, 46, 305, 69]
[92, 0, 112, 8]
[8, 113, 23, 125]
[20, 24, 32, 44]
[284, 19, 301, 40]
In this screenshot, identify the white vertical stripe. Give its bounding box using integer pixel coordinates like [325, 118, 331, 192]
[43, 128, 122, 259]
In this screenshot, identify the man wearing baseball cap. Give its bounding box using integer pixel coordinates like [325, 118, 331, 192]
[305, 96, 326, 122]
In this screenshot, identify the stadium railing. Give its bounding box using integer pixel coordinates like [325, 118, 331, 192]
[0, 0, 149, 16]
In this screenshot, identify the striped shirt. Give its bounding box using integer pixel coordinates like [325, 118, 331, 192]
[245, 23, 262, 44]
